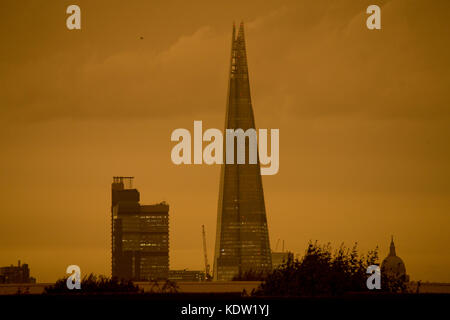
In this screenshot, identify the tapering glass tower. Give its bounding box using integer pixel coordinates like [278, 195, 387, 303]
[213, 23, 272, 280]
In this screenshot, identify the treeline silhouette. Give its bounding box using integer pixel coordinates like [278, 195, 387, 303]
[232, 270, 268, 281]
[44, 274, 181, 294]
[238, 241, 406, 296]
[254, 242, 378, 296]
[44, 274, 141, 294]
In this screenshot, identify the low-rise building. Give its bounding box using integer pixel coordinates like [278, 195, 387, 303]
[0, 261, 36, 284]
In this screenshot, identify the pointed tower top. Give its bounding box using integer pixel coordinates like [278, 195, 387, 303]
[232, 22, 236, 40]
[389, 235, 396, 256]
[237, 21, 245, 40]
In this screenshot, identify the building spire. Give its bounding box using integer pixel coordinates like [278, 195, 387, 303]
[389, 235, 396, 256]
[237, 21, 245, 41]
[232, 22, 249, 78]
[232, 21, 236, 40]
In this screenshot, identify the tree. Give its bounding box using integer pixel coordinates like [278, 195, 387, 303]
[232, 269, 267, 281]
[44, 274, 142, 294]
[254, 241, 380, 296]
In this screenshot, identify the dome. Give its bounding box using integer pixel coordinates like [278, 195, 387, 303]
[381, 236, 407, 278]
[382, 255, 406, 275]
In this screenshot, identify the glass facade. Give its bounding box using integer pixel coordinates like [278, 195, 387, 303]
[213, 24, 272, 281]
[111, 177, 169, 280]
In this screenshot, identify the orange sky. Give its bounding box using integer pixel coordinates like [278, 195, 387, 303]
[0, 0, 449, 282]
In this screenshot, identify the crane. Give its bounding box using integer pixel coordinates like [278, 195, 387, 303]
[202, 225, 211, 280]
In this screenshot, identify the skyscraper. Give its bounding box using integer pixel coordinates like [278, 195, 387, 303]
[111, 177, 169, 280]
[213, 23, 272, 280]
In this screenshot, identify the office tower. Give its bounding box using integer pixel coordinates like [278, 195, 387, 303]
[213, 23, 272, 280]
[111, 177, 169, 280]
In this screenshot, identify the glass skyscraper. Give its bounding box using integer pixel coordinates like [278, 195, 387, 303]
[213, 23, 272, 281]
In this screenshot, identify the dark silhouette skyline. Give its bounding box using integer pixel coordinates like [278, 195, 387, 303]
[0, 1, 449, 283]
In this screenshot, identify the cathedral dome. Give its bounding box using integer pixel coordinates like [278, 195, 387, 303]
[381, 236, 407, 277]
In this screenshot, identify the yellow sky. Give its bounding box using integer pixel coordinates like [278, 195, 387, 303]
[0, 0, 449, 282]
